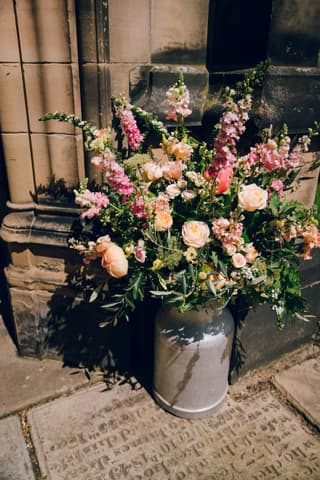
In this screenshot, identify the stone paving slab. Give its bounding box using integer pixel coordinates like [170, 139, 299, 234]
[28, 382, 320, 480]
[273, 357, 320, 428]
[0, 329, 89, 417]
[0, 415, 35, 480]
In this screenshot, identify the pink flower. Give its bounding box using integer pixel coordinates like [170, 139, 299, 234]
[162, 161, 186, 180]
[209, 95, 252, 174]
[216, 167, 233, 194]
[114, 104, 144, 151]
[91, 150, 116, 172]
[232, 253, 247, 268]
[166, 83, 192, 121]
[134, 239, 147, 263]
[212, 217, 244, 253]
[130, 196, 148, 219]
[100, 157, 135, 196]
[286, 145, 303, 169]
[74, 189, 109, 219]
[270, 179, 284, 197]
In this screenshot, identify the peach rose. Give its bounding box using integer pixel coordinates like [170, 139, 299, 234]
[95, 235, 112, 253]
[244, 243, 258, 263]
[101, 243, 128, 278]
[182, 221, 210, 248]
[171, 141, 193, 161]
[154, 211, 173, 232]
[162, 161, 185, 180]
[232, 253, 246, 268]
[141, 162, 163, 182]
[238, 184, 268, 212]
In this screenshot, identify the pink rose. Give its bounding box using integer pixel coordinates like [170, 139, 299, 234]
[216, 167, 233, 194]
[232, 253, 247, 268]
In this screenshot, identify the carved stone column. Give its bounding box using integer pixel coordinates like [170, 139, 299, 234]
[0, 0, 85, 359]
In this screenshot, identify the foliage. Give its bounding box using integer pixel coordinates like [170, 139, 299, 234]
[40, 62, 320, 329]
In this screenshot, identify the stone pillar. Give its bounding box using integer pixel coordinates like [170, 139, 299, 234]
[0, 0, 84, 358]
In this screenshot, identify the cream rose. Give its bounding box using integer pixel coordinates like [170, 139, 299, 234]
[141, 162, 163, 182]
[154, 211, 173, 232]
[101, 243, 128, 278]
[166, 183, 181, 198]
[182, 221, 210, 248]
[171, 142, 193, 161]
[238, 184, 268, 212]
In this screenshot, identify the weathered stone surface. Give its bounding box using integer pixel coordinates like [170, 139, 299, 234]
[268, 0, 320, 66]
[28, 383, 320, 479]
[273, 358, 320, 429]
[151, 0, 209, 64]
[0, 416, 35, 479]
[0, 321, 89, 416]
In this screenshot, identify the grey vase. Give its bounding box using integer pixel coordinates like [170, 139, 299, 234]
[153, 302, 235, 419]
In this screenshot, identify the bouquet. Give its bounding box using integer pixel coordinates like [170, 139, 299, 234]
[41, 63, 320, 329]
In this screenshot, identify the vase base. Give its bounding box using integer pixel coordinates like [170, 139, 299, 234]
[153, 387, 228, 419]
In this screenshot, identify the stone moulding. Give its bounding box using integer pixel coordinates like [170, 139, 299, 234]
[1, 210, 77, 247]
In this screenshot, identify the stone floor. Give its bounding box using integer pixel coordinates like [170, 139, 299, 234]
[0, 318, 319, 480]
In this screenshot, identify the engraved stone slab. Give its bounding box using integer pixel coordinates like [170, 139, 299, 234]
[28, 383, 320, 479]
[274, 357, 320, 428]
[0, 416, 35, 480]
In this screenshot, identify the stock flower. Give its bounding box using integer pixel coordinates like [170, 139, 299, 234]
[166, 82, 192, 121]
[238, 184, 268, 212]
[103, 157, 135, 196]
[91, 151, 115, 171]
[74, 189, 109, 219]
[182, 221, 210, 248]
[270, 179, 284, 197]
[130, 196, 148, 219]
[101, 243, 128, 278]
[114, 104, 143, 151]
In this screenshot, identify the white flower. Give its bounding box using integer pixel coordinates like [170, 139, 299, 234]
[182, 221, 210, 248]
[166, 183, 181, 198]
[141, 162, 163, 182]
[238, 184, 268, 212]
[181, 190, 197, 202]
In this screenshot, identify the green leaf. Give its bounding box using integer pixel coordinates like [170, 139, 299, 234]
[150, 290, 173, 296]
[269, 192, 280, 216]
[89, 290, 99, 303]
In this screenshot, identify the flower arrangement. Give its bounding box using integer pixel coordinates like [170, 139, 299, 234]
[41, 63, 320, 329]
